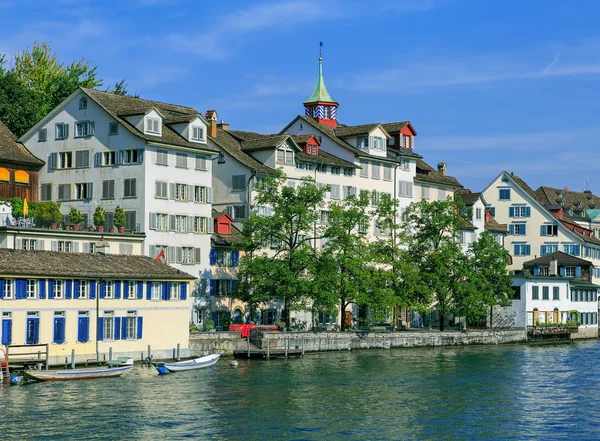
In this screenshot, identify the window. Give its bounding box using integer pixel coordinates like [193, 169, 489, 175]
[331, 166, 341, 175]
[371, 136, 385, 151]
[154, 213, 168, 231]
[105, 281, 113, 299]
[195, 155, 208, 170]
[542, 286, 549, 300]
[125, 211, 136, 231]
[102, 151, 116, 166]
[182, 248, 194, 265]
[330, 184, 340, 200]
[358, 136, 368, 150]
[79, 97, 88, 109]
[0, 167, 8, 182]
[38, 128, 47, 142]
[75, 150, 90, 168]
[319, 210, 330, 224]
[155, 181, 169, 199]
[232, 175, 246, 191]
[88, 243, 96, 253]
[58, 241, 72, 252]
[124, 149, 139, 164]
[532, 286, 539, 300]
[540, 244, 558, 256]
[194, 186, 211, 203]
[358, 219, 369, 234]
[437, 188, 445, 201]
[538, 266, 550, 276]
[26, 312, 40, 345]
[104, 312, 114, 340]
[124, 178, 137, 198]
[398, 181, 413, 198]
[276, 147, 294, 165]
[37, 182, 52, 201]
[78, 281, 88, 299]
[499, 188, 511, 200]
[192, 126, 204, 141]
[22, 239, 37, 250]
[152, 282, 161, 300]
[565, 266, 576, 277]
[399, 160, 410, 172]
[383, 164, 392, 181]
[343, 186, 356, 198]
[176, 153, 188, 168]
[234, 205, 246, 219]
[173, 215, 188, 233]
[509, 223, 526, 235]
[26, 279, 37, 299]
[156, 149, 169, 165]
[553, 286, 559, 300]
[371, 162, 381, 180]
[75, 182, 92, 200]
[55, 123, 69, 140]
[359, 160, 369, 178]
[4, 279, 13, 299]
[318, 164, 327, 173]
[476, 208, 482, 220]
[59, 151, 73, 169]
[102, 179, 115, 199]
[421, 186, 430, 200]
[563, 244, 581, 256]
[128, 282, 136, 299]
[540, 224, 558, 236]
[75, 121, 94, 138]
[174, 183, 187, 201]
[514, 243, 531, 256]
[146, 118, 160, 134]
[343, 167, 355, 177]
[510, 206, 531, 218]
[216, 280, 234, 296]
[170, 282, 180, 300]
[109, 122, 119, 135]
[54, 280, 63, 299]
[193, 216, 208, 234]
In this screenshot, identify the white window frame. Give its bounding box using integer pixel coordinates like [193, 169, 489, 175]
[170, 282, 180, 300]
[104, 311, 114, 340]
[4, 279, 14, 299]
[75, 121, 94, 138]
[105, 281, 113, 299]
[26, 279, 37, 299]
[78, 281, 88, 299]
[128, 282, 136, 299]
[151, 282, 161, 300]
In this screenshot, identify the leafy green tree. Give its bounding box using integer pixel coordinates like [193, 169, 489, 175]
[0, 42, 102, 136]
[105, 79, 139, 98]
[315, 191, 377, 331]
[237, 170, 326, 327]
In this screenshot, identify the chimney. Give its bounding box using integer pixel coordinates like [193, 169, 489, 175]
[96, 238, 110, 256]
[584, 190, 592, 195]
[437, 162, 447, 176]
[485, 209, 492, 222]
[217, 119, 229, 131]
[205, 110, 218, 138]
[549, 257, 558, 276]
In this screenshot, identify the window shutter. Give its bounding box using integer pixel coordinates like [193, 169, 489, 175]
[560, 267, 566, 277]
[149, 245, 156, 259]
[15, 238, 22, 249]
[509, 225, 515, 235]
[176, 247, 183, 263]
[89, 281, 96, 299]
[73, 280, 80, 298]
[525, 245, 531, 255]
[208, 218, 214, 234]
[534, 267, 539, 276]
[207, 187, 213, 203]
[168, 246, 176, 263]
[137, 149, 144, 163]
[115, 281, 121, 299]
[209, 248, 217, 265]
[170, 183, 176, 200]
[576, 266, 582, 277]
[77, 317, 87, 342]
[509, 206, 515, 217]
[51, 241, 58, 251]
[180, 283, 187, 300]
[540, 245, 547, 256]
[1, 319, 11, 345]
[210, 279, 216, 296]
[99, 281, 106, 299]
[65, 280, 72, 299]
[137, 281, 143, 299]
[149, 213, 157, 230]
[49, 153, 57, 170]
[232, 280, 238, 292]
[137, 316, 143, 339]
[522, 224, 526, 235]
[146, 281, 152, 300]
[94, 152, 102, 167]
[121, 317, 127, 340]
[187, 185, 194, 201]
[170, 215, 176, 231]
[87, 182, 93, 199]
[116, 150, 124, 164]
[525, 207, 531, 217]
[114, 317, 121, 340]
[162, 282, 168, 301]
[39, 280, 46, 299]
[233, 250, 239, 266]
[83, 242, 90, 253]
[97, 317, 104, 341]
[73, 242, 80, 253]
[188, 216, 194, 232]
[195, 248, 202, 264]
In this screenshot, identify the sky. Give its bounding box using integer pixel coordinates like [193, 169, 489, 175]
[1, 0, 600, 194]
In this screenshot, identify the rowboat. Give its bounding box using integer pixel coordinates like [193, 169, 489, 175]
[24, 358, 133, 382]
[154, 352, 222, 374]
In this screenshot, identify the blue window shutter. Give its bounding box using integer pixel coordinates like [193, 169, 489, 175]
[0, 278, 4, 299]
[2, 319, 11, 345]
[33, 318, 40, 344]
[525, 207, 531, 217]
[576, 266, 582, 277]
[522, 224, 526, 235]
[525, 245, 530, 255]
[115, 281, 121, 299]
[209, 249, 217, 265]
[97, 317, 104, 341]
[232, 280, 238, 292]
[509, 225, 515, 235]
[65, 280, 72, 299]
[78, 317, 85, 342]
[16, 279, 26, 299]
[210, 279, 216, 296]
[123, 281, 129, 298]
[181, 283, 187, 300]
[137, 281, 143, 299]
[122, 317, 127, 340]
[48, 279, 55, 299]
[89, 280, 97, 299]
[575, 245, 581, 256]
[114, 317, 121, 340]
[146, 281, 152, 300]
[540, 245, 547, 256]
[116, 150, 124, 164]
[27, 318, 40, 344]
[39, 279, 46, 299]
[73, 280, 80, 299]
[100, 281, 106, 299]
[560, 267, 566, 277]
[540, 225, 546, 236]
[509, 207, 515, 218]
[162, 282, 168, 301]
[233, 250, 239, 266]
[137, 316, 143, 339]
[53, 318, 64, 344]
[211, 312, 217, 323]
[534, 267, 539, 276]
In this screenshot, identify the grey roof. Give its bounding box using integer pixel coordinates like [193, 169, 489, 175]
[457, 191, 483, 206]
[415, 159, 462, 188]
[535, 186, 600, 213]
[209, 128, 273, 173]
[82, 88, 218, 152]
[211, 210, 244, 247]
[380, 121, 413, 134]
[0, 121, 45, 167]
[296, 150, 358, 168]
[485, 217, 508, 233]
[334, 123, 385, 138]
[241, 135, 290, 152]
[0, 248, 196, 280]
[523, 251, 592, 267]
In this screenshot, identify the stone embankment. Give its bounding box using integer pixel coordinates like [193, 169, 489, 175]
[189, 328, 527, 356]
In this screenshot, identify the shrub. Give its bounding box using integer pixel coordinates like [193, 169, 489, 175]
[69, 206, 84, 225]
[93, 206, 106, 227]
[114, 207, 126, 228]
[204, 321, 215, 331]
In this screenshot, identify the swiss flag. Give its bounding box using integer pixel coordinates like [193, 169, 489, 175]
[155, 249, 167, 264]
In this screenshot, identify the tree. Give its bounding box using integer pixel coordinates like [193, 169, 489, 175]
[0, 42, 102, 136]
[237, 170, 327, 327]
[105, 79, 139, 98]
[314, 191, 377, 331]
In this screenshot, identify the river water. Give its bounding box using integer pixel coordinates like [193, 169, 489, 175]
[2, 340, 600, 440]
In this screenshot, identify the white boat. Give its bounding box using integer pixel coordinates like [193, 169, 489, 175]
[154, 353, 222, 373]
[24, 358, 133, 382]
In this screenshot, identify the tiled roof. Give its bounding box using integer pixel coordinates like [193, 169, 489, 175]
[334, 123, 384, 138]
[523, 251, 591, 267]
[296, 150, 358, 168]
[0, 249, 196, 280]
[416, 159, 435, 172]
[211, 210, 245, 247]
[535, 186, 600, 212]
[507, 173, 538, 200]
[209, 128, 273, 173]
[228, 130, 272, 141]
[290, 134, 314, 145]
[414, 160, 462, 188]
[289, 116, 363, 154]
[380, 121, 410, 133]
[83, 88, 218, 152]
[485, 217, 508, 233]
[459, 216, 477, 231]
[457, 191, 482, 206]
[241, 135, 289, 152]
[0, 121, 45, 166]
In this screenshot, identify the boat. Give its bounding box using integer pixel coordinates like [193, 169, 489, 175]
[24, 358, 133, 382]
[154, 353, 222, 374]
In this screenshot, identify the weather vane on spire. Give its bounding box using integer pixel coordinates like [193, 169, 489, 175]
[319, 41, 323, 60]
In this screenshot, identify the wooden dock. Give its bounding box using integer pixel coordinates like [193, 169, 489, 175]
[233, 337, 305, 359]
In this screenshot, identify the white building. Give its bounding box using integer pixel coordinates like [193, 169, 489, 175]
[19, 88, 218, 323]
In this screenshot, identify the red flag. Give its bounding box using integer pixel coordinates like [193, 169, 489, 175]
[564, 186, 569, 191]
[155, 249, 167, 264]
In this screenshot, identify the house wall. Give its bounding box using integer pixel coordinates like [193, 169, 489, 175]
[0, 162, 40, 201]
[210, 150, 252, 214]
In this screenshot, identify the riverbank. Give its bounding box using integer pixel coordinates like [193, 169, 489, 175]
[189, 328, 528, 356]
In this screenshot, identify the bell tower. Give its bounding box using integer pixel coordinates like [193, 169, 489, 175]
[303, 42, 338, 128]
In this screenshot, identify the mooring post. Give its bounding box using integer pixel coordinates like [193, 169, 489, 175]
[109, 347, 113, 362]
[172, 348, 176, 360]
[177, 343, 180, 361]
[247, 337, 250, 358]
[285, 337, 289, 358]
[45, 343, 49, 370]
[148, 345, 151, 360]
[301, 337, 304, 357]
[71, 349, 75, 369]
[266, 339, 270, 359]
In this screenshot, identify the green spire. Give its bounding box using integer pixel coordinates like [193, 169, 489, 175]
[304, 58, 336, 105]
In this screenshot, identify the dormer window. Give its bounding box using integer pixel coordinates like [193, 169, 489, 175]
[305, 143, 317, 155]
[146, 117, 161, 135]
[358, 136, 368, 150]
[191, 126, 204, 142]
[371, 137, 385, 152]
[276, 146, 294, 165]
[79, 97, 88, 110]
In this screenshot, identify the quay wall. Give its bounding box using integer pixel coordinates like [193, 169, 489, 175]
[190, 329, 528, 356]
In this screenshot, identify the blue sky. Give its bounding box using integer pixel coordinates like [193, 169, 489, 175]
[2, 0, 600, 194]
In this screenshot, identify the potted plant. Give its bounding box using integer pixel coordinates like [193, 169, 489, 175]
[114, 206, 126, 233]
[275, 320, 287, 332]
[93, 206, 106, 232]
[69, 206, 84, 231]
[204, 320, 215, 332]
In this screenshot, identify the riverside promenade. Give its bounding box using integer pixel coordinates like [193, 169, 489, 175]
[189, 328, 527, 357]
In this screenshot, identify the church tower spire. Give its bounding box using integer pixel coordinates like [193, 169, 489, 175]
[303, 42, 338, 128]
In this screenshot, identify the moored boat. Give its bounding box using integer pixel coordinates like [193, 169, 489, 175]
[24, 358, 133, 382]
[154, 352, 222, 373]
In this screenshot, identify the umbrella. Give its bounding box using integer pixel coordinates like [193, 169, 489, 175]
[23, 198, 28, 217]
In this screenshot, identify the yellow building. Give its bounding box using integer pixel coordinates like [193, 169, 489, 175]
[0, 247, 194, 365]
